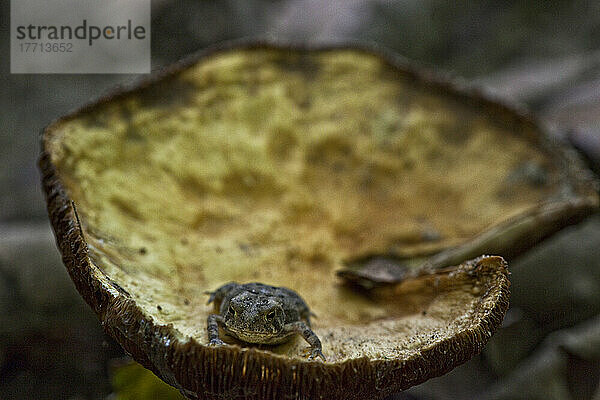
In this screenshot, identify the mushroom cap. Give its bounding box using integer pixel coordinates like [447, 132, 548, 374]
[40, 43, 597, 399]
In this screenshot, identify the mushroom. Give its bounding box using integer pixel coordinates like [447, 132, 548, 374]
[40, 43, 598, 399]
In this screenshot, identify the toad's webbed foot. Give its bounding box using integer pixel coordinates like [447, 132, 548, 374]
[208, 338, 225, 346]
[302, 346, 326, 361]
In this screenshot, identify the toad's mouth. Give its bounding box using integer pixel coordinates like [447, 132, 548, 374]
[226, 327, 290, 344]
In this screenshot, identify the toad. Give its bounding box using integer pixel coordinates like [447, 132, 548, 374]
[206, 282, 325, 361]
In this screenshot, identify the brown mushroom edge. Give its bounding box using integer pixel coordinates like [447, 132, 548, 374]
[38, 42, 597, 399]
[40, 157, 510, 398]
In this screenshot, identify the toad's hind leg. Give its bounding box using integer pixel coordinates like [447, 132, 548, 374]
[205, 282, 238, 307]
[284, 321, 325, 361]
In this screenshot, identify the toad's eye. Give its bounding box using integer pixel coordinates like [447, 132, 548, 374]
[228, 305, 236, 316]
[265, 310, 276, 321]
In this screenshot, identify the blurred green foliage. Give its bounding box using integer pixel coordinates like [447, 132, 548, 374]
[110, 360, 185, 400]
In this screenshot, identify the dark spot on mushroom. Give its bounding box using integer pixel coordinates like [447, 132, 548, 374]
[157, 305, 163, 311]
[139, 247, 147, 255]
[298, 98, 311, 109]
[238, 243, 254, 255]
[111, 196, 144, 221]
[403, 160, 415, 170]
[239, 243, 249, 252]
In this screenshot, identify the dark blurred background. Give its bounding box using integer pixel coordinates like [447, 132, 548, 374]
[2, 1, 600, 399]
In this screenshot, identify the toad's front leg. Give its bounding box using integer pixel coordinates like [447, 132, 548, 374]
[284, 321, 325, 361]
[207, 314, 225, 346]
